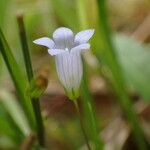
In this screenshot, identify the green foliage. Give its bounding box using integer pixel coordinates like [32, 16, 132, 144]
[0, 90, 31, 136]
[95, 0, 148, 149]
[0, 28, 35, 128]
[114, 34, 150, 100]
[0, 0, 150, 149]
[0, 105, 23, 147]
[80, 60, 103, 150]
[49, 0, 78, 30]
[0, 106, 18, 139]
[0, 0, 9, 27]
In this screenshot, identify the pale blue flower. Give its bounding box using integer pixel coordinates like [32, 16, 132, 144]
[33, 27, 94, 100]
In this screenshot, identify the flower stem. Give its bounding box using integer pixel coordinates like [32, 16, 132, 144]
[31, 98, 45, 147]
[86, 101, 103, 150]
[74, 100, 92, 150]
[17, 13, 45, 147]
[81, 60, 104, 150]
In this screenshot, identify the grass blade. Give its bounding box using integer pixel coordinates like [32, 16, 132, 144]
[95, 0, 148, 149]
[80, 60, 103, 150]
[0, 28, 35, 127]
[0, 90, 31, 136]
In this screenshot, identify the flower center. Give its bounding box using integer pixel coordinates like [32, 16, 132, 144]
[65, 48, 69, 51]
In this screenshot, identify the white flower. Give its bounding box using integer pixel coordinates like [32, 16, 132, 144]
[33, 27, 94, 100]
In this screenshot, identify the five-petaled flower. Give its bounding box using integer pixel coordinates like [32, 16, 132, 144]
[33, 27, 94, 100]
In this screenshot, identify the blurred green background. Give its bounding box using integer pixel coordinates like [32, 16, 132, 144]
[0, 0, 150, 150]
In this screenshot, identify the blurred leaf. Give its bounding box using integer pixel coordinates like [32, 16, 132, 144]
[0, 105, 23, 145]
[76, 0, 88, 29]
[0, 0, 9, 27]
[0, 90, 31, 136]
[0, 106, 17, 138]
[95, 0, 148, 149]
[114, 34, 150, 100]
[25, 12, 49, 48]
[50, 0, 78, 30]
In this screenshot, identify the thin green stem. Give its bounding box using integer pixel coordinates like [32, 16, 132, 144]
[74, 100, 91, 150]
[31, 98, 45, 147]
[81, 60, 103, 150]
[76, 0, 104, 148]
[17, 13, 33, 82]
[87, 101, 102, 150]
[17, 14, 45, 147]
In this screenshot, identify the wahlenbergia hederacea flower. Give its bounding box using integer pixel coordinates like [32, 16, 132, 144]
[33, 27, 94, 100]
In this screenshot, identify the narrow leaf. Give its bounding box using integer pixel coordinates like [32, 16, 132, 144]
[0, 28, 35, 127]
[0, 90, 31, 136]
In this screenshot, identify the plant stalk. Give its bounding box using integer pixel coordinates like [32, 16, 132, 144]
[17, 14, 45, 147]
[74, 100, 92, 150]
[81, 59, 104, 150]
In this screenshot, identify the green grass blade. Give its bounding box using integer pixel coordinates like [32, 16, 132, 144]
[114, 34, 150, 100]
[80, 60, 103, 150]
[17, 14, 34, 82]
[95, 0, 148, 149]
[75, 0, 88, 29]
[0, 90, 31, 136]
[0, 28, 35, 127]
[0, 0, 9, 27]
[50, 0, 78, 30]
[0, 105, 24, 145]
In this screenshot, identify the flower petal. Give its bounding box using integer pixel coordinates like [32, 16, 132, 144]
[33, 37, 55, 48]
[55, 51, 83, 94]
[53, 27, 74, 49]
[55, 52, 72, 90]
[74, 29, 95, 45]
[70, 52, 83, 90]
[48, 49, 65, 56]
[71, 43, 90, 53]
